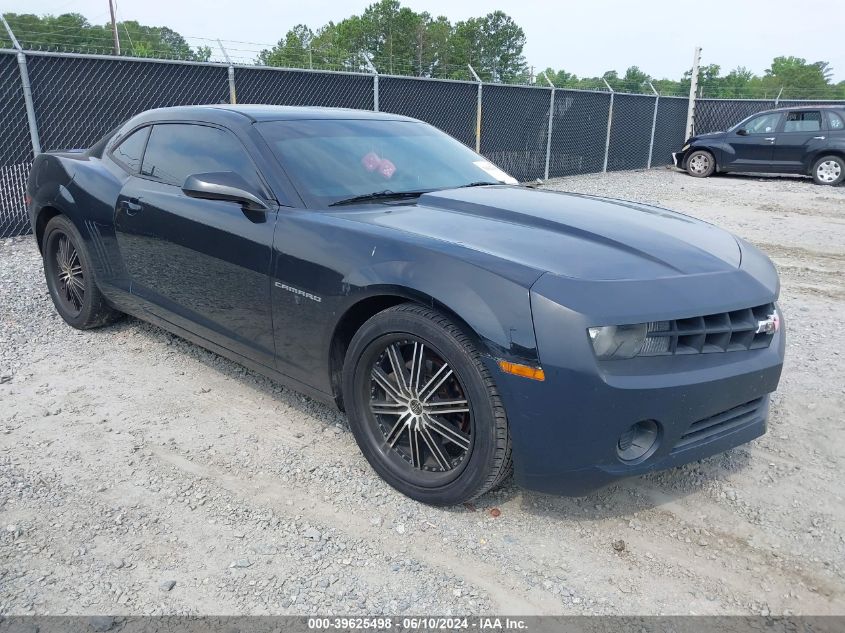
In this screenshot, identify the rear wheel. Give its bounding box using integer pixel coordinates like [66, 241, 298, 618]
[42, 215, 122, 329]
[342, 304, 511, 505]
[685, 150, 716, 178]
[811, 155, 844, 186]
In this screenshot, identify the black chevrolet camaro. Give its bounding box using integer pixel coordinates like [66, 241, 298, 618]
[26, 105, 785, 505]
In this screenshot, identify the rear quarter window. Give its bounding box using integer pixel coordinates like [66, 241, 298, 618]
[111, 126, 150, 172]
[783, 111, 822, 133]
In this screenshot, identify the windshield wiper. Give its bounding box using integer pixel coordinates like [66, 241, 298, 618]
[453, 181, 499, 189]
[328, 189, 431, 207]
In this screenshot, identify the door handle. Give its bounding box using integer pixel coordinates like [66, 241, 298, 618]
[764, 137, 776, 142]
[120, 199, 143, 215]
[813, 136, 826, 140]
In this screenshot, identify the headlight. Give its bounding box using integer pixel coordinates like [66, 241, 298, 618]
[681, 143, 690, 151]
[588, 324, 648, 360]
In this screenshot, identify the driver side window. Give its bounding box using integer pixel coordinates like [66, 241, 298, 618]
[141, 123, 267, 197]
[744, 113, 782, 134]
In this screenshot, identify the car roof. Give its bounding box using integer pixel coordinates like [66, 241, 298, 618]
[753, 104, 845, 116]
[128, 104, 418, 124]
[206, 104, 418, 122]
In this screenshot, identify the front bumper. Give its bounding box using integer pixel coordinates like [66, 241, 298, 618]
[491, 264, 784, 496]
[491, 356, 778, 496]
[672, 151, 684, 169]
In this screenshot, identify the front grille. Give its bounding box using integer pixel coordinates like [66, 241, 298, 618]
[640, 303, 776, 356]
[672, 397, 765, 451]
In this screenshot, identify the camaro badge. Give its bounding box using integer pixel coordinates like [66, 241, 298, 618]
[756, 312, 780, 335]
[274, 281, 322, 303]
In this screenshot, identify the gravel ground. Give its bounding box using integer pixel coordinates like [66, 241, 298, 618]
[1, 168, 844, 616]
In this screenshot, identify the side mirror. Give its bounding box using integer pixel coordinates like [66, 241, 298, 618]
[182, 172, 268, 211]
[736, 128, 749, 136]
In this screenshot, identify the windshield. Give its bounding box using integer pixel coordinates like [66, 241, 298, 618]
[257, 119, 517, 207]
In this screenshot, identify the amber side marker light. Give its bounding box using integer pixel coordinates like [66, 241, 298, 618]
[498, 360, 545, 381]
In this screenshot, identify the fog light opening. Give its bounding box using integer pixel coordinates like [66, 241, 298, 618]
[617, 420, 660, 462]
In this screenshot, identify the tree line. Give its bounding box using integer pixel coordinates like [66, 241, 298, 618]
[2, 3, 844, 99]
[544, 59, 844, 99]
[0, 12, 213, 61]
[255, 3, 527, 82]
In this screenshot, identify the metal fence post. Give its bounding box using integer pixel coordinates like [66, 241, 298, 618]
[373, 74, 379, 112]
[468, 64, 482, 153]
[541, 72, 555, 180]
[647, 82, 659, 169]
[685, 46, 702, 139]
[2, 15, 41, 155]
[602, 78, 614, 173]
[217, 39, 237, 104]
[362, 53, 379, 112]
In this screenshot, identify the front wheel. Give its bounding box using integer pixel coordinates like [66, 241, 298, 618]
[342, 304, 512, 505]
[812, 155, 844, 186]
[685, 150, 716, 178]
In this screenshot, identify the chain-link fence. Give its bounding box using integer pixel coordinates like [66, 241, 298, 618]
[1, 51, 34, 238]
[378, 76, 477, 147]
[652, 96, 689, 168]
[27, 53, 231, 151]
[3, 48, 843, 238]
[547, 89, 612, 178]
[607, 93, 656, 172]
[235, 66, 374, 110]
[480, 84, 552, 182]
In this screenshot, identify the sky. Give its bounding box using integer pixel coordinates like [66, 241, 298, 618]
[5, 0, 845, 81]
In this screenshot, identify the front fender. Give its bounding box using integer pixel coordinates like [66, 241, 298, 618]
[688, 141, 727, 168]
[342, 259, 536, 361]
[271, 210, 543, 396]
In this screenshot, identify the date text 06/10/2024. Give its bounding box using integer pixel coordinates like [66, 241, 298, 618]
[307, 617, 529, 630]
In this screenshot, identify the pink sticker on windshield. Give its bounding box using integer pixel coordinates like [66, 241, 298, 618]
[361, 152, 381, 172]
[378, 159, 396, 179]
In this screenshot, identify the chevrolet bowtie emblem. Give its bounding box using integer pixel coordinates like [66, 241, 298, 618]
[755, 312, 780, 335]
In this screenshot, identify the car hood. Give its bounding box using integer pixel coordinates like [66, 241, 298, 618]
[330, 186, 741, 281]
[689, 130, 727, 142]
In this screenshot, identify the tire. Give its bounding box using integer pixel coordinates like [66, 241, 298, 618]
[42, 215, 122, 330]
[685, 150, 716, 178]
[811, 155, 844, 186]
[342, 304, 512, 505]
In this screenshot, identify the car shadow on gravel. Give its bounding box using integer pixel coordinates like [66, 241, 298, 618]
[127, 317, 350, 425]
[716, 172, 813, 183]
[471, 449, 754, 521]
[675, 168, 836, 186]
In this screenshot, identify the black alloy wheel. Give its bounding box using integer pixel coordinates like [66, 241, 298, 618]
[343, 304, 512, 505]
[42, 215, 122, 329]
[50, 231, 86, 317]
[368, 336, 473, 480]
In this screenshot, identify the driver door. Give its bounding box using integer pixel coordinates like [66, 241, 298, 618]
[114, 122, 278, 367]
[724, 112, 782, 171]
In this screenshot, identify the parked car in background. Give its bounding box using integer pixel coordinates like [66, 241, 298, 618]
[674, 105, 845, 185]
[27, 105, 785, 505]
